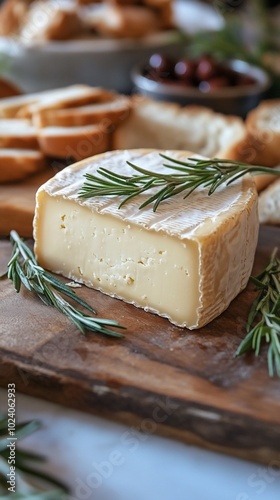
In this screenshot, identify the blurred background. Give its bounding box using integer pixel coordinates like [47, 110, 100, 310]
[0, 0, 278, 100]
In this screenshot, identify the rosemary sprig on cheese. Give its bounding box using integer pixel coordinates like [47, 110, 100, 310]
[79, 155, 280, 211]
[4, 230, 125, 338]
[236, 248, 280, 377]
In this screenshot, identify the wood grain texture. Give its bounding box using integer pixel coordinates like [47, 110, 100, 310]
[0, 161, 65, 237]
[0, 226, 280, 464]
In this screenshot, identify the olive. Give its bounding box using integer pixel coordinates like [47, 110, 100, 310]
[143, 52, 257, 90]
[195, 55, 219, 82]
[238, 74, 256, 86]
[147, 53, 174, 80]
[200, 76, 231, 91]
[174, 59, 197, 83]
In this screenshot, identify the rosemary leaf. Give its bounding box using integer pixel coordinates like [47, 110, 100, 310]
[6, 230, 125, 338]
[0, 415, 69, 497]
[78, 155, 280, 212]
[236, 248, 280, 377]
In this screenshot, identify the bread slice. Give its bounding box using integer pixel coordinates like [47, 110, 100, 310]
[0, 118, 38, 149]
[0, 92, 48, 119]
[83, 3, 159, 38]
[258, 177, 280, 225]
[0, 149, 46, 183]
[37, 124, 110, 160]
[0, 85, 99, 118]
[0, 0, 31, 36]
[230, 99, 280, 167]
[19, 0, 83, 42]
[32, 95, 131, 128]
[112, 96, 246, 159]
[18, 85, 112, 118]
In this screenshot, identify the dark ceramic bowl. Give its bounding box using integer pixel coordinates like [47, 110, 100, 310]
[131, 59, 271, 116]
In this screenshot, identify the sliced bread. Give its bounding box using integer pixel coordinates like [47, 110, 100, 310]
[0, 148, 46, 183]
[112, 96, 246, 159]
[32, 95, 131, 128]
[37, 124, 110, 160]
[258, 177, 280, 225]
[0, 85, 98, 118]
[230, 99, 280, 167]
[82, 4, 160, 38]
[18, 85, 113, 118]
[19, 0, 83, 42]
[0, 118, 38, 149]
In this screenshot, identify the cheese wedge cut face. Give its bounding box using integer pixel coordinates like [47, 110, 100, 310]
[33, 149, 259, 329]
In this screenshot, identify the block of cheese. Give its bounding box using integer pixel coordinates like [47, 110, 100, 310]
[33, 149, 259, 329]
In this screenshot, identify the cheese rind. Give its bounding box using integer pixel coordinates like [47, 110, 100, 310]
[33, 149, 259, 329]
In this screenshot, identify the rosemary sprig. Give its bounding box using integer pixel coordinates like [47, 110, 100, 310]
[0, 415, 68, 497]
[78, 155, 280, 212]
[3, 230, 125, 338]
[236, 248, 280, 377]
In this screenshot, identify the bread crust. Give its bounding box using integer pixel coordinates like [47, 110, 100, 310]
[230, 100, 280, 167]
[0, 149, 46, 183]
[32, 96, 131, 128]
[258, 177, 280, 225]
[38, 125, 110, 160]
[0, 118, 39, 149]
[112, 96, 246, 160]
[88, 4, 160, 38]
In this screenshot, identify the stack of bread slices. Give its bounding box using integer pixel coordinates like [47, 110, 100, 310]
[0, 84, 131, 183]
[0, 0, 174, 41]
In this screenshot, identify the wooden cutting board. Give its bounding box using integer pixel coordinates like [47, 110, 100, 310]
[0, 165, 60, 238]
[0, 226, 280, 464]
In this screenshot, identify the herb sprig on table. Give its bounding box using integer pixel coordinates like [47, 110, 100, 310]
[236, 248, 280, 377]
[78, 155, 280, 212]
[2, 230, 125, 338]
[0, 415, 68, 498]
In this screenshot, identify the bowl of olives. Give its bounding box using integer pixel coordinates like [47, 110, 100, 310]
[131, 54, 271, 116]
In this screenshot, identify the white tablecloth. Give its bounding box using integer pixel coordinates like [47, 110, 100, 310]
[1, 388, 279, 500]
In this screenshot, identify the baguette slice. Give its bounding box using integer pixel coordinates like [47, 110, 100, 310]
[230, 99, 280, 167]
[0, 149, 46, 183]
[0, 0, 31, 36]
[112, 96, 246, 159]
[32, 95, 131, 128]
[246, 99, 280, 166]
[37, 124, 110, 160]
[0, 118, 38, 149]
[83, 4, 159, 38]
[19, 0, 83, 42]
[0, 85, 98, 118]
[18, 85, 112, 118]
[258, 177, 280, 225]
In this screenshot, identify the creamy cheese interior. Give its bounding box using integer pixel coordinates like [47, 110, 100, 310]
[36, 194, 200, 326]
